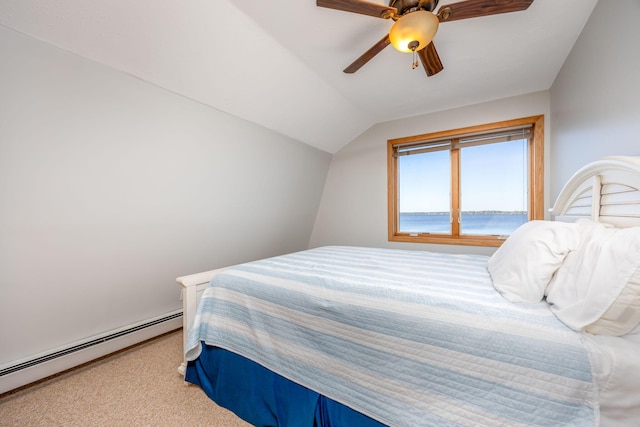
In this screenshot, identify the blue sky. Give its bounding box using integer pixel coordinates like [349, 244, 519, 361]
[399, 140, 528, 212]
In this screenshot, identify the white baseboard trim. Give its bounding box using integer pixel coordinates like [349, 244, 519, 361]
[0, 310, 182, 395]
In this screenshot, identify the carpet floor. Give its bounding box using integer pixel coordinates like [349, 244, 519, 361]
[0, 329, 251, 427]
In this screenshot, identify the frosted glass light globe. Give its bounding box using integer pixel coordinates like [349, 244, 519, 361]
[389, 10, 439, 53]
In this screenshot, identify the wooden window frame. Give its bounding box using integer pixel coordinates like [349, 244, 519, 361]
[387, 115, 544, 247]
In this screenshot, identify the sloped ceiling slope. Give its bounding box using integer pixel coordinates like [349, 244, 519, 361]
[0, 0, 597, 153]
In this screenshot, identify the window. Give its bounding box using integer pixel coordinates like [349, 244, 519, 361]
[388, 116, 544, 247]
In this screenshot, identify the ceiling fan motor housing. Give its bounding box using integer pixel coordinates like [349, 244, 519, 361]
[389, 0, 440, 16]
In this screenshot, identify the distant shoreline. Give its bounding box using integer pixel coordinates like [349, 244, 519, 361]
[401, 211, 527, 216]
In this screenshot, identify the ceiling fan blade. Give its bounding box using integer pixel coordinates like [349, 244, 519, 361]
[317, 0, 397, 19]
[418, 42, 444, 76]
[438, 0, 533, 22]
[344, 35, 391, 73]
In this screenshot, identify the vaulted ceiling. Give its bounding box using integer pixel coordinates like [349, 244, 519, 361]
[0, 0, 598, 153]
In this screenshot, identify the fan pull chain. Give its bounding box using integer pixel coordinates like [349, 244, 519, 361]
[408, 41, 420, 70]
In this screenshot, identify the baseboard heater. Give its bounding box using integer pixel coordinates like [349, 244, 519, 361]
[0, 310, 183, 395]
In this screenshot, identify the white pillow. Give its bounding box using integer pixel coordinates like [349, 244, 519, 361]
[585, 265, 640, 335]
[546, 222, 640, 335]
[488, 220, 580, 303]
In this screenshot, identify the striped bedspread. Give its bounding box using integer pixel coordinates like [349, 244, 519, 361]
[185, 246, 597, 427]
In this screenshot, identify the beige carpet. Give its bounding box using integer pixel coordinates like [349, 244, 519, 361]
[0, 330, 251, 427]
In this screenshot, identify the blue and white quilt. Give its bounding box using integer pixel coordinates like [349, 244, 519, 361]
[185, 246, 597, 427]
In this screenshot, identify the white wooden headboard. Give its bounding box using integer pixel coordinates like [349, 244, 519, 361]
[551, 156, 640, 228]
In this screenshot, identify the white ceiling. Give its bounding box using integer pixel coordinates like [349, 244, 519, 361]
[0, 0, 598, 153]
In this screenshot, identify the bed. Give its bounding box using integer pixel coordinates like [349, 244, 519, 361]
[177, 156, 640, 426]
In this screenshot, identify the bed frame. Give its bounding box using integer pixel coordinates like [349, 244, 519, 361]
[176, 156, 640, 374]
[176, 267, 229, 374]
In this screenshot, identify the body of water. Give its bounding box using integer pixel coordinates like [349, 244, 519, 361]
[399, 213, 527, 236]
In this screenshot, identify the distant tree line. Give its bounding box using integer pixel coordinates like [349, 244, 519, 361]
[402, 211, 527, 215]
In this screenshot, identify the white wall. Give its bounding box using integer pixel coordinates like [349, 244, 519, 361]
[310, 91, 551, 256]
[0, 26, 331, 367]
[550, 0, 640, 199]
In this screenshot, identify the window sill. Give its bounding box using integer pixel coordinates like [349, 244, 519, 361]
[389, 234, 506, 247]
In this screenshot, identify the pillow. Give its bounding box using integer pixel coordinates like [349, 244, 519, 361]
[585, 265, 640, 335]
[546, 222, 640, 335]
[488, 220, 580, 303]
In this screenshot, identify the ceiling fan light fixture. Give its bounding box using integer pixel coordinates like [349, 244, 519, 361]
[389, 10, 439, 53]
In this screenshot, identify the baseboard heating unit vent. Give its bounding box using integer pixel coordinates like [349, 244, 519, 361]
[0, 310, 182, 395]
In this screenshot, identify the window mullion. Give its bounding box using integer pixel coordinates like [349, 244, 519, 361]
[450, 143, 461, 237]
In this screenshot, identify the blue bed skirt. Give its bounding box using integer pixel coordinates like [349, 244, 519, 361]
[185, 344, 386, 427]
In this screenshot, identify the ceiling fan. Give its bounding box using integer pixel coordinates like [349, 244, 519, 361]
[316, 0, 534, 76]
